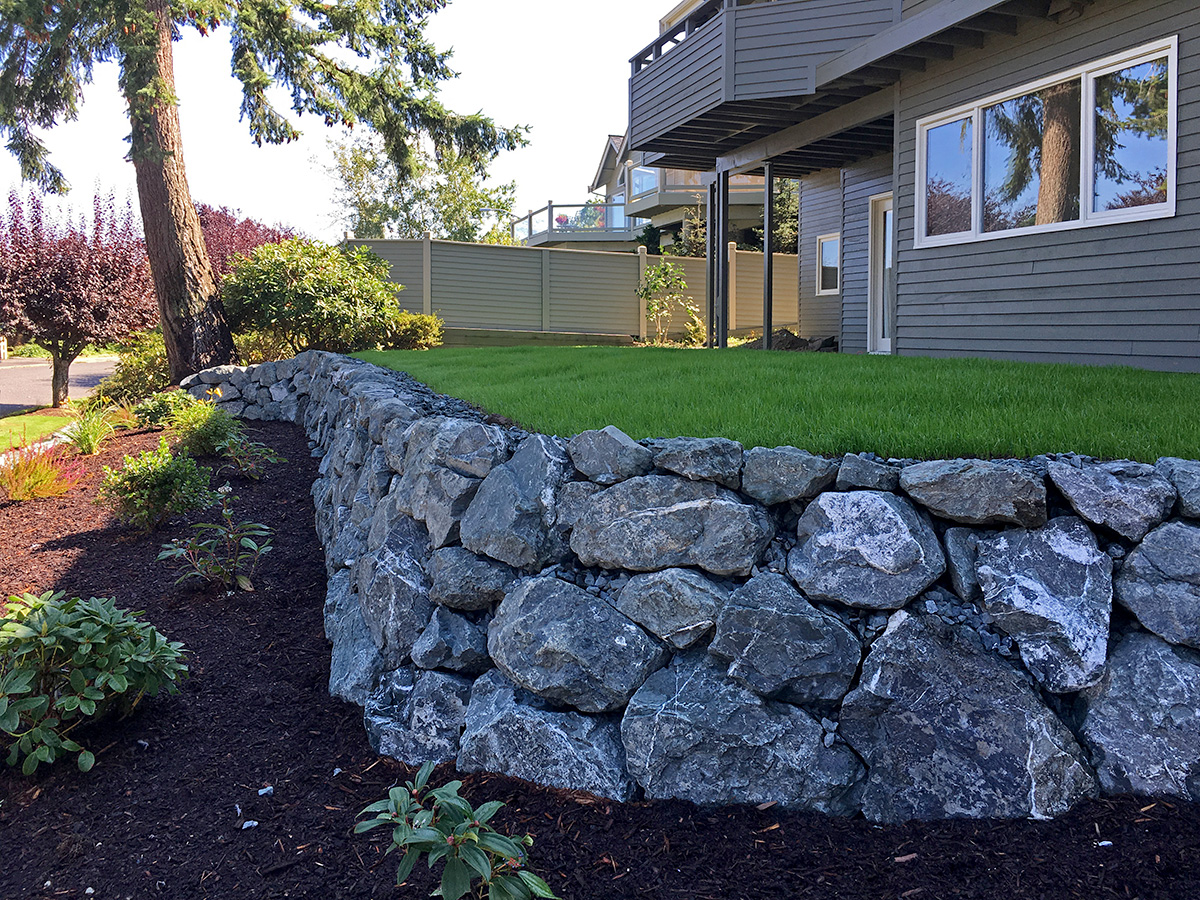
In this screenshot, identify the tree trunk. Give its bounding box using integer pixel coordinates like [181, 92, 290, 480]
[125, 0, 237, 383]
[1036, 82, 1081, 226]
[50, 353, 71, 408]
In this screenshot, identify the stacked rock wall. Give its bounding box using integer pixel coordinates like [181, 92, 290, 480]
[183, 353, 1200, 823]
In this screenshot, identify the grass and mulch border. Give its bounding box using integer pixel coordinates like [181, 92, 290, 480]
[0, 409, 75, 450]
[357, 347, 1200, 463]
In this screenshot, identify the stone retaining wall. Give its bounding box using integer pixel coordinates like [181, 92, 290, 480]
[183, 353, 1200, 823]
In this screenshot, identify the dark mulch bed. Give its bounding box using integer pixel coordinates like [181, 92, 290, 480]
[2, 423, 1199, 900]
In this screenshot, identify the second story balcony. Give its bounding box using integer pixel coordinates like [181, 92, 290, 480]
[626, 166, 767, 218]
[511, 202, 648, 248]
[629, 0, 898, 170]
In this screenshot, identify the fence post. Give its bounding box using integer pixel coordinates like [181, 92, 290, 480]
[636, 246, 649, 342]
[541, 248, 552, 332]
[422, 232, 433, 316]
[727, 242, 738, 333]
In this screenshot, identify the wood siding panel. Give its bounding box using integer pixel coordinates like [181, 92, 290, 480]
[842, 154, 895, 354]
[895, 0, 1200, 372]
[798, 169, 842, 338]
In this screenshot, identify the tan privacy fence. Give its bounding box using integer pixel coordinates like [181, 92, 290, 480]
[351, 238, 799, 340]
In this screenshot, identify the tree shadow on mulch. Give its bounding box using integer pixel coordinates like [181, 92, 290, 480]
[1, 422, 1199, 900]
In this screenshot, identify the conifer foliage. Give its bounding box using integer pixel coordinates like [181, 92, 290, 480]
[0, 192, 157, 407]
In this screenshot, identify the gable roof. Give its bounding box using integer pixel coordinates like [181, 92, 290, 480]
[589, 133, 629, 193]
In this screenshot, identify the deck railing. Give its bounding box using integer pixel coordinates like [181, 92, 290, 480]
[631, 0, 779, 73]
[628, 167, 768, 202]
[511, 202, 647, 243]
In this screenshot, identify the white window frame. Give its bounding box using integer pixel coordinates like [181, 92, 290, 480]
[816, 232, 841, 295]
[914, 36, 1178, 249]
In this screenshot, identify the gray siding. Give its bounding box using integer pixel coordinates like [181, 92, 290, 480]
[798, 168, 843, 338]
[842, 154, 895, 354]
[895, 0, 1200, 372]
[901, 0, 941, 17]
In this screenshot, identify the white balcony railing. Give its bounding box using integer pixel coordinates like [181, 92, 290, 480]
[511, 202, 647, 243]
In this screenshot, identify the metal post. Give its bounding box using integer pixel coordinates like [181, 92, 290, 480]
[706, 183, 716, 348]
[718, 170, 731, 349]
[547, 201, 555, 234]
[762, 162, 775, 350]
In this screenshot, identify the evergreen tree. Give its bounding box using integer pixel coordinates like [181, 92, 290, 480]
[0, 0, 523, 380]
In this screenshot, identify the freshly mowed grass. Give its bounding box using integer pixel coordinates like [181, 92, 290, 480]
[0, 410, 74, 450]
[356, 346, 1200, 462]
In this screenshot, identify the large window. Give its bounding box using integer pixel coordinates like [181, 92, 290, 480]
[916, 38, 1176, 247]
[817, 233, 840, 295]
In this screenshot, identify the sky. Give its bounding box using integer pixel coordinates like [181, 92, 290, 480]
[0, 1, 666, 241]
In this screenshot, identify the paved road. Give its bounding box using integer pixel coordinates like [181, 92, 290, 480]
[0, 356, 119, 416]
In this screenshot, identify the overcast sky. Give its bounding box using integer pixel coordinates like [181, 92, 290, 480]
[0, 1, 665, 241]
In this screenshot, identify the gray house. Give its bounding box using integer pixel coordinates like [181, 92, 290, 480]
[628, 0, 1197, 371]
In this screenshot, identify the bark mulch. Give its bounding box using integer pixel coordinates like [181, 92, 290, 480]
[1, 422, 1199, 900]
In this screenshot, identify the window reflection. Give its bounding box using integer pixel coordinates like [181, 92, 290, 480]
[925, 117, 973, 236]
[983, 80, 1081, 232]
[1094, 57, 1170, 211]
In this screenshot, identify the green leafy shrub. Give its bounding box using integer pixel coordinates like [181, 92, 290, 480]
[0, 443, 85, 501]
[216, 435, 285, 481]
[133, 390, 198, 428]
[168, 399, 243, 457]
[63, 404, 116, 455]
[0, 591, 188, 774]
[233, 329, 293, 364]
[356, 761, 559, 900]
[94, 330, 171, 405]
[637, 260, 693, 345]
[98, 438, 219, 531]
[221, 238, 442, 353]
[388, 309, 444, 350]
[158, 490, 273, 591]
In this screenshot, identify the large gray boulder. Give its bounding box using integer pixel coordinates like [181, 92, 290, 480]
[1078, 632, 1200, 801]
[411, 607, 492, 675]
[615, 568, 728, 649]
[324, 570, 385, 705]
[356, 514, 434, 666]
[427, 547, 518, 612]
[741, 447, 839, 506]
[460, 434, 572, 570]
[392, 417, 511, 547]
[836, 454, 900, 493]
[839, 611, 1096, 822]
[976, 517, 1113, 692]
[900, 459, 1047, 528]
[1156, 457, 1200, 519]
[364, 668, 473, 765]
[457, 670, 636, 801]
[650, 436, 743, 489]
[567, 426, 653, 485]
[943, 527, 984, 603]
[787, 491, 945, 609]
[1115, 521, 1200, 649]
[488, 578, 669, 713]
[621, 652, 863, 812]
[707, 574, 860, 705]
[1048, 460, 1176, 542]
[570, 475, 774, 576]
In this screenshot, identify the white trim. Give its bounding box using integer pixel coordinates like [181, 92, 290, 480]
[816, 232, 840, 295]
[914, 36, 1178, 249]
[868, 194, 894, 355]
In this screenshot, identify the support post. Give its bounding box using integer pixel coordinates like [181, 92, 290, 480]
[541, 248, 552, 332]
[717, 170, 731, 348]
[763, 162, 775, 350]
[706, 183, 717, 348]
[422, 231, 433, 316]
[547, 201, 555, 235]
[636, 245, 649, 342]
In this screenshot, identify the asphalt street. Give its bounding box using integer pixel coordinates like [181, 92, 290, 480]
[0, 356, 119, 416]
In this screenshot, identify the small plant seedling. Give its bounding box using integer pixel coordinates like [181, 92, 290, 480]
[157, 489, 273, 591]
[356, 761, 560, 900]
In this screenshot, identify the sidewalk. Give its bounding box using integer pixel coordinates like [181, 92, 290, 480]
[0, 356, 119, 416]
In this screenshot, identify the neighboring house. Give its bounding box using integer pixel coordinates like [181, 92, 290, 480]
[628, 0, 1199, 372]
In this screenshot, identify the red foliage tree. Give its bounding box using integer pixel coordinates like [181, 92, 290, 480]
[196, 204, 298, 283]
[0, 192, 157, 407]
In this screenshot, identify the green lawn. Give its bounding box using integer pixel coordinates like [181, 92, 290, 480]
[356, 347, 1200, 463]
[0, 411, 74, 450]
